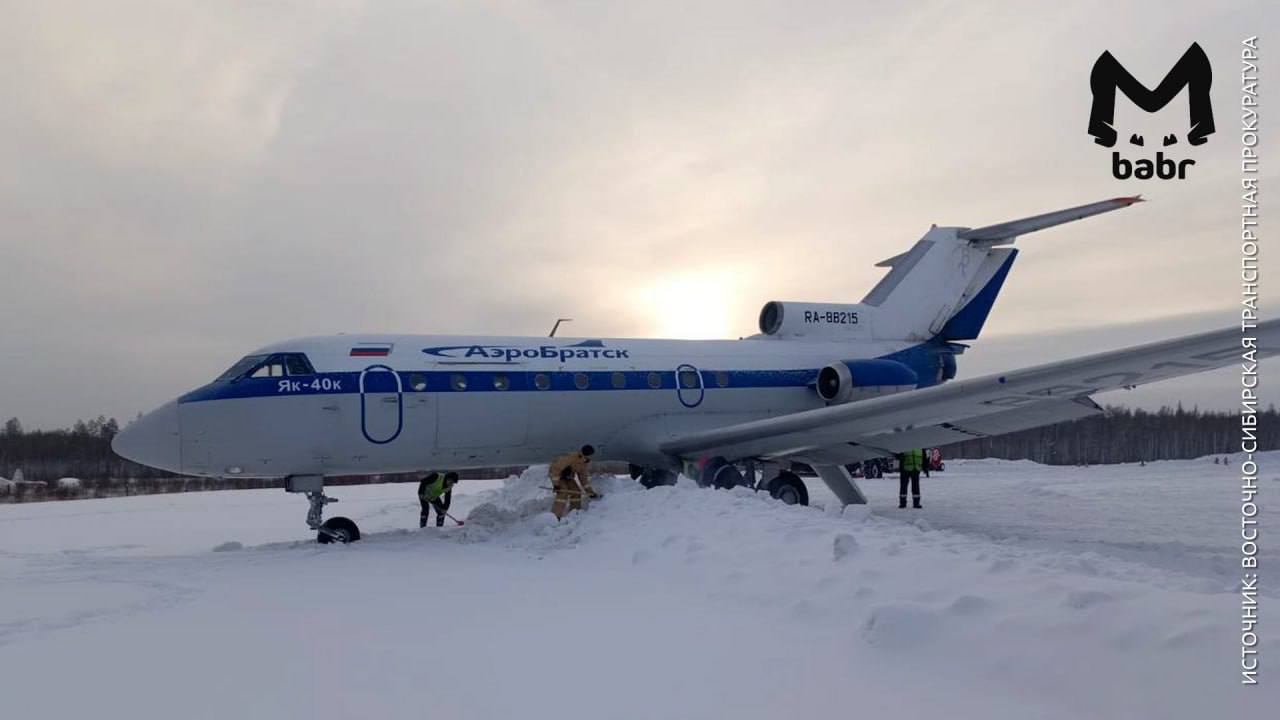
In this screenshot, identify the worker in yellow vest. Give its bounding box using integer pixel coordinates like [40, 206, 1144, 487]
[898, 449, 924, 509]
[419, 471, 459, 527]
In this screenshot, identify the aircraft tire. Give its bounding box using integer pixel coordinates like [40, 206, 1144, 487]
[767, 473, 809, 506]
[317, 516, 361, 544]
[639, 468, 677, 489]
[698, 458, 743, 489]
[710, 463, 744, 490]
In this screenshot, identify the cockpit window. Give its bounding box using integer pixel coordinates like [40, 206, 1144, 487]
[284, 354, 315, 376]
[215, 355, 267, 383]
[217, 353, 315, 383]
[249, 358, 286, 378]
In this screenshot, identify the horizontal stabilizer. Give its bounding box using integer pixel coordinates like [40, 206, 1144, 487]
[958, 196, 1143, 244]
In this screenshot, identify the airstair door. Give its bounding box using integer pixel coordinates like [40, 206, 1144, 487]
[359, 365, 403, 444]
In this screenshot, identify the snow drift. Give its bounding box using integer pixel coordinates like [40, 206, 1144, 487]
[0, 455, 1274, 718]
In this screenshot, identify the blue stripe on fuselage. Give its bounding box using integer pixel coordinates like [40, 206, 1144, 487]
[176, 342, 960, 404]
[177, 368, 823, 404]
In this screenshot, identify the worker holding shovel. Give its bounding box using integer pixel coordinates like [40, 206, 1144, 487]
[418, 471, 460, 528]
[548, 445, 600, 520]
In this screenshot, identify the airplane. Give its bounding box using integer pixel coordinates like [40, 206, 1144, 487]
[112, 197, 1279, 542]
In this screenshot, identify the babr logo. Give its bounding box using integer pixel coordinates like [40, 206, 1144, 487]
[1087, 43, 1214, 180]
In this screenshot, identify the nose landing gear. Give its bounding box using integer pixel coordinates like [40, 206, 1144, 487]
[286, 475, 362, 544]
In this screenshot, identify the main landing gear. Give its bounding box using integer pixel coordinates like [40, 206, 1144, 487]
[629, 459, 814, 506]
[286, 475, 362, 544]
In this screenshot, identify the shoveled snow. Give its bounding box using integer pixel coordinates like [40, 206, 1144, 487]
[0, 456, 1275, 718]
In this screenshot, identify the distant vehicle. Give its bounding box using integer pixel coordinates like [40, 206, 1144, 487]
[927, 448, 945, 473]
[113, 197, 1278, 542]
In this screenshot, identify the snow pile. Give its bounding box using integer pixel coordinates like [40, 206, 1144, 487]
[457, 465, 642, 544]
[456, 465, 557, 540]
[0, 455, 1276, 718]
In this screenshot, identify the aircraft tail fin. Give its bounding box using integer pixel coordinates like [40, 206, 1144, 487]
[863, 197, 1142, 342]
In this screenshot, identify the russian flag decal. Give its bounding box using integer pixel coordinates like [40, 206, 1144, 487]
[350, 344, 393, 357]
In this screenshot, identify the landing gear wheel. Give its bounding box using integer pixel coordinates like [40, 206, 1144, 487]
[698, 458, 744, 489]
[767, 472, 809, 506]
[317, 516, 361, 544]
[639, 468, 677, 488]
[710, 463, 744, 490]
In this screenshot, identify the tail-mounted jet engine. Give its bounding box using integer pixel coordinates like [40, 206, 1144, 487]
[758, 301, 873, 341]
[815, 359, 919, 404]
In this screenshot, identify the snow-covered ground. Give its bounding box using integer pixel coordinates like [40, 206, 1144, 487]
[0, 455, 1274, 718]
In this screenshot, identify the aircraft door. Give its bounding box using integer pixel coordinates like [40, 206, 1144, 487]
[675, 363, 705, 408]
[359, 365, 403, 444]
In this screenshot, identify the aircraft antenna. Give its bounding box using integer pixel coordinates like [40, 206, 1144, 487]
[549, 318, 573, 337]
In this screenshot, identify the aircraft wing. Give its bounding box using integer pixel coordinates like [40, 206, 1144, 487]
[660, 321, 1278, 464]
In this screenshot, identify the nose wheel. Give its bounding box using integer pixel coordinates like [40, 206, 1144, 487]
[316, 514, 361, 544]
[307, 491, 361, 543]
[286, 476, 362, 544]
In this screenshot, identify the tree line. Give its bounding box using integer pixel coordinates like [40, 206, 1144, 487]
[946, 405, 1275, 465]
[0, 415, 158, 484]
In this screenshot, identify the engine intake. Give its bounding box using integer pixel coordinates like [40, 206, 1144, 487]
[816, 359, 919, 404]
[758, 301, 872, 340]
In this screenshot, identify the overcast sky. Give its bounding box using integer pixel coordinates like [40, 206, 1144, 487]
[1, 1, 1275, 428]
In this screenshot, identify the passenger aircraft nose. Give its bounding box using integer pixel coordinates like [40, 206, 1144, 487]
[112, 400, 182, 474]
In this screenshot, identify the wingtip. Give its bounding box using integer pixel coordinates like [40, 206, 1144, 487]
[1112, 195, 1145, 206]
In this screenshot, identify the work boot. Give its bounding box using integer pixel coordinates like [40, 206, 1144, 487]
[913, 496, 922, 509]
[898, 495, 907, 509]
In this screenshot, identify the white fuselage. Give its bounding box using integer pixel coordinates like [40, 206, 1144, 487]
[137, 333, 936, 479]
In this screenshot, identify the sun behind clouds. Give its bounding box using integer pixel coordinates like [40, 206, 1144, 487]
[637, 269, 751, 340]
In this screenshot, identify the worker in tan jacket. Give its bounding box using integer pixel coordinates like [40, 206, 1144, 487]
[548, 445, 599, 519]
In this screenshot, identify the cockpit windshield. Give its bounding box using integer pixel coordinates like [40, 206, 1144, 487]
[215, 355, 268, 383]
[215, 353, 315, 383]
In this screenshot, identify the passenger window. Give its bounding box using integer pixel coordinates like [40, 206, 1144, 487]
[647, 372, 662, 389]
[450, 374, 467, 391]
[574, 373, 589, 390]
[715, 371, 729, 388]
[679, 370, 700, 389]
[534, 373, 551, 390]
[493, 375, 510, 391]
[409, 374, 427, 392]
[611, 372, 626, 389]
